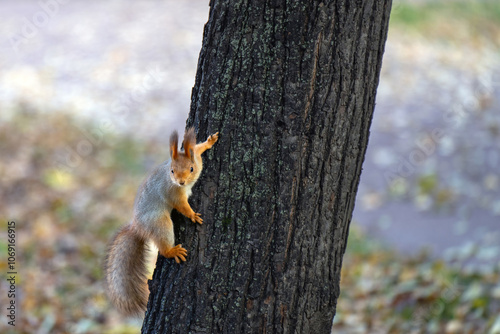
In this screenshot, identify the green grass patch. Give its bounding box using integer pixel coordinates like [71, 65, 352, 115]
[389, 1, 500, 45]
[391, 1, 500, 27]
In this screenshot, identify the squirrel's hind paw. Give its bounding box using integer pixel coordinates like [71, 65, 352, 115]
[161, 244, 188, 263]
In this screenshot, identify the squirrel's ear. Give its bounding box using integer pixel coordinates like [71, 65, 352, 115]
[170, 131, 179, 160]
[183, 127, 196, 160]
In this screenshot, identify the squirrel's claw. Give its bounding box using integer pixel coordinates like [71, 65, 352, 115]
[192, 212, 203, 224]
[162, 244, 188, 263]
[208, 132, 219, 145]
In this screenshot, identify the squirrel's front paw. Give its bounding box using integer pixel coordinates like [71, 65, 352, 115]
[191, 212, 203, 224]
[207, 132, 219, 146]
[161, 244, 188, 264]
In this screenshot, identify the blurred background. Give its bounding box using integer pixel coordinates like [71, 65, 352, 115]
[0, 0, 498, 333]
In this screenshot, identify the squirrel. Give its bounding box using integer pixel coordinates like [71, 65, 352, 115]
[104, 127, 219, 316]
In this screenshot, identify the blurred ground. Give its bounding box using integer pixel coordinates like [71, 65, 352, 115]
[355, 1, 500, 269]
[0, 0, 499, 333]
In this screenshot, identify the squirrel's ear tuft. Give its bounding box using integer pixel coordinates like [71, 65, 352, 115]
[183, 127, 196, 160]
[170, 130, 179, 160]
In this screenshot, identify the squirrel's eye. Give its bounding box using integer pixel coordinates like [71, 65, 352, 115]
[171, 169, 174, 174]
[190, 167, 194, 173]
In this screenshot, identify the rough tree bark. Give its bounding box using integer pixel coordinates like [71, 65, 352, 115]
[142, 0, 391, 333]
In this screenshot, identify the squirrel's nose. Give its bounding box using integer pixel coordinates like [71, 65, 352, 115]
[179, 181, 185, 186]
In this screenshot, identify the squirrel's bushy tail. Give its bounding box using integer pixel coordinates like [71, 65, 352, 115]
[104, 224, 149, 316]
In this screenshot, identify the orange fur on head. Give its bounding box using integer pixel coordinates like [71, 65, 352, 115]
[170, 131, 179, 160]
[183, 127, 196, 161]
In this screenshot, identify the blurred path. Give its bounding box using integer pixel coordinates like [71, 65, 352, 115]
[0, 0, 208, 140]
[1, 0, 499, 269]
[354, 34, 500, 269]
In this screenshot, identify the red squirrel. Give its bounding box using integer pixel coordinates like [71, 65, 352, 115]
[104, 128, 219, 316]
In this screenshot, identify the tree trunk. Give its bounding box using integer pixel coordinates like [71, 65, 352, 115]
[142, 0, 391, 333]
